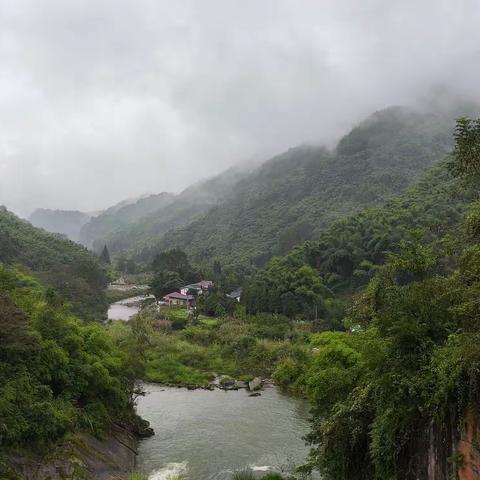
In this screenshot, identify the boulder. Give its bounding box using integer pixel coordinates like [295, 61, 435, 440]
[248, 377, 262, 391]
[235, 380, 248, 389]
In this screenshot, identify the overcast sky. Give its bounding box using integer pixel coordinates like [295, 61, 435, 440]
[1, 0, 480, 216]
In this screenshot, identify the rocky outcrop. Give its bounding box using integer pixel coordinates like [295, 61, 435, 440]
[5, 422, 146, 480]
[397, 407, 480, 480]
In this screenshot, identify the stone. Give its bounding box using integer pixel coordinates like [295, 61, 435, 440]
[248, 377, 262, 391]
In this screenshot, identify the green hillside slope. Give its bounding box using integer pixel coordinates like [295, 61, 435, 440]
[0, 207, 108, 320]
[94, 167, 247, 258]
[244, 159, 474, 321]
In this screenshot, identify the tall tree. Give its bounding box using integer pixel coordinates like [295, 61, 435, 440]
[99, 244, 111, 264]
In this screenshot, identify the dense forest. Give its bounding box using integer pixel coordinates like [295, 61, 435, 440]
[243, 159, 474, 323]
[0, 207, 108, 320]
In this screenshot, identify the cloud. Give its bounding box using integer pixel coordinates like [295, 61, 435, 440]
[1, 0, 480, 215]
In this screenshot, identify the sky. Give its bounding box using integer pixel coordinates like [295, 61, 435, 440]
[1, 0, 480, 216]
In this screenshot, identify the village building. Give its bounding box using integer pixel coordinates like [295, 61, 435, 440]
[180, 280, 214, 296]
[226, 287, 242, 302]
[163, 292, 195, 306]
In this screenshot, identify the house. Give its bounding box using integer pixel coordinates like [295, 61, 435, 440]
[226, 287, 242, 302]
[180, 280, 214, 296]
[163, 292, 195, 306]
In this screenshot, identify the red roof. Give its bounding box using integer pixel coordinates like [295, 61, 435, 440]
[163, 292, 195, 300]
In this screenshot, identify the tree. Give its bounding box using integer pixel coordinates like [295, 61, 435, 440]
[449, 117, 480, 180]
[99, 244, 111, 264]
[151, 270, 184, 301]
[152, 249, 198, 283]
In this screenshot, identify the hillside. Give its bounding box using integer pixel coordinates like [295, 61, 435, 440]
[244, 159, 473, 322]
[91, 167, 247, 257]
[146, 106, 457, 269]
[79, 191, 175, 248]
[29, 208, 92, 242]
[0, 206, 108, 320]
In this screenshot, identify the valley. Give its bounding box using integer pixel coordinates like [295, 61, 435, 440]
[3, 103, 480, 480]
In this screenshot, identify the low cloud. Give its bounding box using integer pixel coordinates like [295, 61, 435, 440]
[1, 0, 480, 215]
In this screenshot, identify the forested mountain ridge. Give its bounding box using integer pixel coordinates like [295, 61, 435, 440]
[79, 191, 175, 248]
[244, 159, 474, 322]
[29, 208, 92, 242]
[146, 106, 458, 270]
[0, 206, 108, 320]
[91, 167, 248, 257]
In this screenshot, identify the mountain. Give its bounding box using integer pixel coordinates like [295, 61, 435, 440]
[79, 192, 175, 247]
[146, 105, 459, 270]
[243, 158, 474, 321]
[89, 167, 248, 258]
[0, 206, 107, 320]
[29, 208, 91, 242]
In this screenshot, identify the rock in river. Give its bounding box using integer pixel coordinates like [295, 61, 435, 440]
[248, 377, 262, 391]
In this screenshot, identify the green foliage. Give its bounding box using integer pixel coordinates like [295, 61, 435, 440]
[0, 207, 108, 320]
[151, 270, 184, 300]
[131, 305, 311, 385]
[246, 160, 472, 320]
[303, 204, 480, 478]
[0, 265, 137, 453]
[449, 117, 480, 180]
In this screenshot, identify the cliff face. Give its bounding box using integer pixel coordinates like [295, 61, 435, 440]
[401, 408, 480, 480]
[6, 423, 138, 480]
[457, 412, 480, 480]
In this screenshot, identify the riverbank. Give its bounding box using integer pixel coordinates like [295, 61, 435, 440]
[5, 421, 148, 480]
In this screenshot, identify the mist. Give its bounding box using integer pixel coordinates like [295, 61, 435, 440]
[1, 0, 480, 216]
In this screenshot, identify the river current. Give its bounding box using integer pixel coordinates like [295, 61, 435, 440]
[135, 384, 313, 480]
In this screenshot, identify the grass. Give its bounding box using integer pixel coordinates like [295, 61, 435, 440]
[232, 471, 286, 480]
[128, 473, 147, 480]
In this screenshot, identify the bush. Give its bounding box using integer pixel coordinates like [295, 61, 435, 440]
[273, 357, 303, 387]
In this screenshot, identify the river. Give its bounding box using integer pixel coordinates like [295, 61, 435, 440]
[135, 384, 314, 480]
[108, 299, 315, 480]
[107, 295, 153, 321]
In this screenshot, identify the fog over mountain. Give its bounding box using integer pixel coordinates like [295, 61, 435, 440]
[1, 0, 480, 216]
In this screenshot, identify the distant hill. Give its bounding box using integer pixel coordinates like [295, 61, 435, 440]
[29, 208, 91, 242]
[88, 167, 248, 258]
[0, 206, 108, 320]
[146, 105, 460, 270]
[79, 192, 175, 247]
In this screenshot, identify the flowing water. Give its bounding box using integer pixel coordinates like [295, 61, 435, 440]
[136, 383, 314, 480]
[107, 295, 153, 321]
